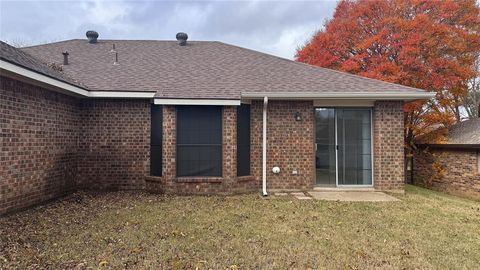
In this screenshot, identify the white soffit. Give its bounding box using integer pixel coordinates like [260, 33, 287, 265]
[154, 98, 241, 106]
[89, 91, 155, 98]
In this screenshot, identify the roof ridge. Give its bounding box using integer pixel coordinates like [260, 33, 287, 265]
[215, 41, 427, 93]
[21, 39, 83, 49]
[22, 39, 217, 49]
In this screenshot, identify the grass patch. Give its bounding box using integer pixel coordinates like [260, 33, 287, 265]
[1, 185, 479, 269]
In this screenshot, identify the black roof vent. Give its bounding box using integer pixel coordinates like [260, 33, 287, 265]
[86, 30, 99, 44]
[176, 32, 188, 46]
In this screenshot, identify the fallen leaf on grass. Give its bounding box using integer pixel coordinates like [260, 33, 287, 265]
[195, 260, 207, 270]
[171, 259, 182, 269]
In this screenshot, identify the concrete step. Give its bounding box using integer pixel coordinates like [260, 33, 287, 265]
[313, 187, 375, 192]
[308, 191, 399, 202]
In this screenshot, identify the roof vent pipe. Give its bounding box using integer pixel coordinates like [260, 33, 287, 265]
[86, 30, 99, 43]
[113, 52, 119, 65]
[176, 32, 188, 46]
[62, 51, 69, 65]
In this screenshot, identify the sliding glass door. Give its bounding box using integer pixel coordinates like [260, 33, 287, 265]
[337, 109, 372, 185]
[315, 108, 372, 186]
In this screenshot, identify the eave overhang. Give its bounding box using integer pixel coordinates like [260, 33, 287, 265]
[241, 92, 435, 101]
[1, 59, 436, 103]
[0, 59, 156, 99]
[417, 143, 480, 150]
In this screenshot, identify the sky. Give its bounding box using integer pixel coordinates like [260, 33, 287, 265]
[0, 0, 338, 59]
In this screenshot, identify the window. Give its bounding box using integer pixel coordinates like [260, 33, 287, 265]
[176, 106, 222, 177]
[150, 105, 162, 176]
[237, 104, 251, 176]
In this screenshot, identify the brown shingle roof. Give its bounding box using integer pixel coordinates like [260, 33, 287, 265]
[418, 118, 480, 146]
[21, 39, 429, 99]
[0, 41, 86, 89]
[443, 118, 480, 145]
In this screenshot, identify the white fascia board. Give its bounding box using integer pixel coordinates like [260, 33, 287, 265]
[89, 91, 155, 98]
[154, 98, 241, 106]
[241, 92, 435, 100]
[1, 59, 89, 97]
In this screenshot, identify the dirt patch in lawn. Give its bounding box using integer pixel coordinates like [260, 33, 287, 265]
[1, 185, 479, 269]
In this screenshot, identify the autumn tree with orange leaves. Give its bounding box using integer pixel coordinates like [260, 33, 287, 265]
[296, 0, 480, 149]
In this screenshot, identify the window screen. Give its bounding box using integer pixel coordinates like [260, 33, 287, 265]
[237, 104, 251, 176]
[176, 106, 222, 177]
[150, 105, 162, 176]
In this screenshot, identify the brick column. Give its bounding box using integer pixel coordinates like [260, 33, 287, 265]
[222, 106, 237, 185]
[162, 105, 177, 190]
[373, 100, 405, 191]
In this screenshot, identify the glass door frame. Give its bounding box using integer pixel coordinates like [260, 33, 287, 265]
[314, 107, 374, 188]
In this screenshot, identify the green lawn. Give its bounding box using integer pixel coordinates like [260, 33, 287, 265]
[1, 185, 479, 269]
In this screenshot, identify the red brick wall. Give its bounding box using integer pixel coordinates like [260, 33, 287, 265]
[77, 99, 150, 190]
[373, 100, 405, 191]
[413, 148, 480, 200]
[251, 100, 315, 190]
[1, 74, 408, 215]
[1, 76, 79, 215]
[147, 100, 405, 193]
[1, 77, 152, 215]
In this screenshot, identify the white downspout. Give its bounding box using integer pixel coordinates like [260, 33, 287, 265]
[262, 96, 268, 196]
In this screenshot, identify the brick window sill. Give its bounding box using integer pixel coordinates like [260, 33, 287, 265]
[237, 175, 255, 182]
[175, 177, 223, 183]
[145, 175, 164, 183]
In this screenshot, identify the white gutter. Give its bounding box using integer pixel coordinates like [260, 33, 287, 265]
[262, 96, 268, 196]
[242, 91, 435, 100]
[154, 98, 241, 106]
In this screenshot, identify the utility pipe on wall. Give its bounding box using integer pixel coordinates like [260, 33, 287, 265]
[262, 96, 268, 196]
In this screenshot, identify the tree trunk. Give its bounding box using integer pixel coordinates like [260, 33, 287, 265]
[404, 112, 415, 184]
[454, 106, 461, 122]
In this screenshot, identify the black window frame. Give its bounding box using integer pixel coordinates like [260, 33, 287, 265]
[237, 104, 251, 176]
[150, 104, 163, 176]
[176, 106, 223, 177]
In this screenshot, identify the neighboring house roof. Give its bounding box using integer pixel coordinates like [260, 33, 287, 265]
[0, 41, 86, 89]
[21, 39, 431, 100]
[417, 118, 480, 148]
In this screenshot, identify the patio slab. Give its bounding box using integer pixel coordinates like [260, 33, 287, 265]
[308, 191, 400, 202]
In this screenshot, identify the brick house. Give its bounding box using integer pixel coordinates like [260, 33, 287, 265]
[0, 32, 433, 215]
[413, 118, 480, 200]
